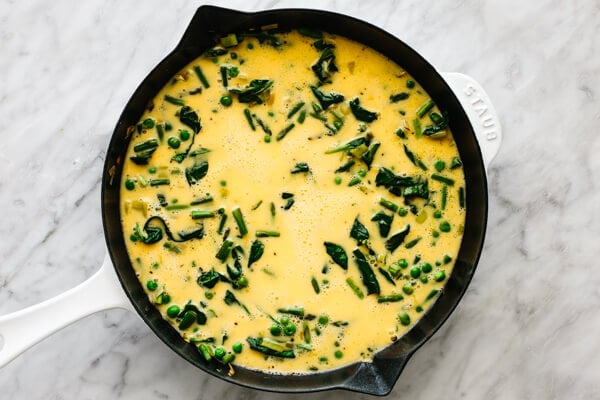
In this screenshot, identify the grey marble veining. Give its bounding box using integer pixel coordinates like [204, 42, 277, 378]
[1, 0, 599, 399]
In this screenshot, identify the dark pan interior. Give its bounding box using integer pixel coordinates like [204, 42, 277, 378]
[101, 6, 488, 396]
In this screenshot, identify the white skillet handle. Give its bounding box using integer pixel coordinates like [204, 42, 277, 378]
[442, 72, 502, 170]
[0, 254, 133, 368]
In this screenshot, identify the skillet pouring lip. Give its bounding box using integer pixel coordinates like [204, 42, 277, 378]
[101, 5, 488, 396]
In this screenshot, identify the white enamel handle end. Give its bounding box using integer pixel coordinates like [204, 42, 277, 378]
[0, 254, 133, 368]
[442, 72, 502, 170]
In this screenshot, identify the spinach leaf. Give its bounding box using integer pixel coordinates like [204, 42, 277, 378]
[179, 106, 201, 133]
[353, 249, 380, 295]
[197, 269, 222, 288]
[248, 240, 265, 268]
[324, 242, 348, 270]
[229, 79, 274, 104]
[310, 86, 345, 110]
[349, 98, 378, 122]
[185, 161, 209, 185]
[350, 217, 369, 244]
[312, 47, 338, 83]
[371, 211, 393, 238]
[385, 225, 411, 252]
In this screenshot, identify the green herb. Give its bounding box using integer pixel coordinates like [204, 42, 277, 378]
[324, 242, 348, 270]
[190, 194, 213, 205]
[378, 267, 396, 285]
[352, 249, 380, 295]
[253, 113, 272, 135]
[283, 198, 295, 210]
[130, 148, 156, 165]
[423, 111, 449, 137]
[375, 167, 429, 199]
[277, 307, 305, 317]
[349, 98, 378, 122]
[224, 290, 250, 314]
[385, 224, 411, 252]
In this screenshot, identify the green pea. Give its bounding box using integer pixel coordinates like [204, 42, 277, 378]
[204, 291, 214, 299]
[358, 168, 367, 177]
[402, 284, 414, 295]
[167, 136, 181, 149]
[432, 230, 440, 238]
[318, 315, 329, 325]
[434, 160, 446, 172]
[439, 221, 451, 232]
[415, 305, 423, 312]
[228, 67, 239, 77]
[232, 342, 243, 353]
[270, 325, 282, 336]
[334, 350, 344, 359]
[443, 254, 452, 264]
[164, 121, 173, 131]
[129, 234, 138, 242]
[166, 305, 180, 318]
[125, 178, 135, 191]
[434, 270, 446, 282]
[280, 316, 290, 325]
[264, 135, 271, 143]
[179, 129, 191, 141]
[334, 175, 342, 185]
[420, 275, 428, 283]
[283, 323, 297, 336]
[236, 276, 249, 288]
[433, 210, 442, 219]
[398, 259, 409, 269]
[214, 347, 226, 359]
[398, 312, 411, 326]
[148, 167, 157, 174]
[406, 80, 415, 89]
[409, 267, 421, 279]
[156, 292, 171, 304]
[398, 208, 408, 217]
[146, 280, 158, 291]
[220, 95, 233, 107]
[141, 118, 155, 129]
[421, 262, 433, 273]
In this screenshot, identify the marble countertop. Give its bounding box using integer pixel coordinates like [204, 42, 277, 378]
[1, 0, 599, 399]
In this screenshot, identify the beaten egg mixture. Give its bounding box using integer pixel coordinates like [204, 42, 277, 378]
[120, 29, 465, 374]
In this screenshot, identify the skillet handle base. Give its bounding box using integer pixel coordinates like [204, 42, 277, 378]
[442, 72, 502, 171]
[0, 254, 132, 368]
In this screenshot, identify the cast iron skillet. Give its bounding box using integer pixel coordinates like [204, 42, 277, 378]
[101, 5, 489, 396]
